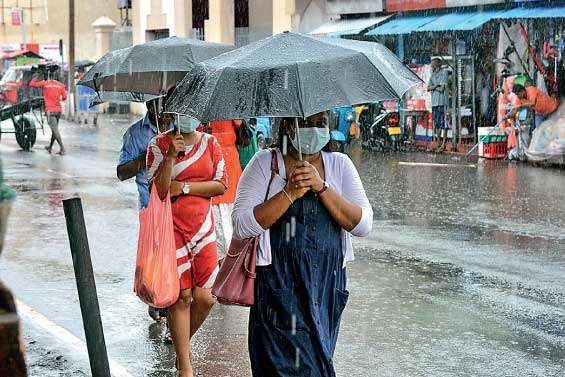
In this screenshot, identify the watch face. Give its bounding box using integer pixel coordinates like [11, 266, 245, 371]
[182, 184, 189, 194]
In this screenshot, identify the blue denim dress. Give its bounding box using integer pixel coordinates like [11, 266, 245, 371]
[249, 192, 349, 377]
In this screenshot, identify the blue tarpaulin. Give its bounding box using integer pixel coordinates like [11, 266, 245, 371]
[417, 10, 505, 32]
[497, 6, 565, 19]
[366, 5, 565, 36]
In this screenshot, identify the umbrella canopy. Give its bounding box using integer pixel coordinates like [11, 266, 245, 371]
[78, 36, 233, 95]
[88, 91, 160, 108]
[165, 32, 421, 122]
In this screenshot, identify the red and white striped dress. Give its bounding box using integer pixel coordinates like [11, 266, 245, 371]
[147, 132, 227, 290]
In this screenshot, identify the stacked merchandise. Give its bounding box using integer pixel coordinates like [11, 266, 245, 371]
[526, 102, 565, 164]
[478, 126, 507, 159]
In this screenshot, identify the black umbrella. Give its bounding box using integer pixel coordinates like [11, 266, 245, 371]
[88, 91, 159, 108]
[78, 36, 233, 96]
[165, 32, 421, 122]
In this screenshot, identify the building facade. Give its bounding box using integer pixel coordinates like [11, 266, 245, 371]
[0, 0, 121, 61]
[131, 0, 346, 46]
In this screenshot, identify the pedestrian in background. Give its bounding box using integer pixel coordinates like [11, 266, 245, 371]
[147, 115, 226, 377]
[232, 112, 373, 377]
[117, 98, 171, 323]
[236, 118, 259, 170]
[210, 120, 242, 259]
[427, 58, 449, 151]
[30, 71, 67, 155]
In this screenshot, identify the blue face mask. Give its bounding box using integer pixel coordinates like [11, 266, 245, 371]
[290, 127, 330, 155]
[178, 115, 200, 133]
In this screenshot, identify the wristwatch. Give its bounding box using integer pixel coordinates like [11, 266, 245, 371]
[315, 181, 329, 196]
[182, 182, 191, 195]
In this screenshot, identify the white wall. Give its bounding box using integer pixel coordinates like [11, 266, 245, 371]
[249, 0, 273, 43]
[299, 0, 332, 34]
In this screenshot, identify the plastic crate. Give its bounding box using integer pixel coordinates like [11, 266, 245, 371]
[481, 142, 507, 159]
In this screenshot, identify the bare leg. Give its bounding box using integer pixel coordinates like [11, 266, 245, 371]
[189, 287, 215, 339]
[51, 127, 65, 154]
[45, 134, 54, 153]
[169, 289, 193, 377]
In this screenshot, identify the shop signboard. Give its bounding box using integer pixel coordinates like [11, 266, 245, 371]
[386, 0, 445, 12]
[445, 0, 504, 6]
[11, 8, 22, 26]
[15, 56, 39, 66]
[325, 0, 383, 14]
[387, 0, 505, 11]
[39, 44, 62, 62]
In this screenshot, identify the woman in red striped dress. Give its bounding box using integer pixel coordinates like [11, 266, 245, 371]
[147, 115, 227, 377]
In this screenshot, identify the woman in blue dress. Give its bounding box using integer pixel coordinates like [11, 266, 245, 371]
[233, 112, 373, 376]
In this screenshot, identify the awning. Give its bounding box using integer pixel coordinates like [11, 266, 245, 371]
[497, 6, 565, 19]
[365, 15, 437, 36]
[417, 10, 504, 32]
[366, 5, 565, 36]
[2, 50, 44, 60]
[310, 15, 392, 37]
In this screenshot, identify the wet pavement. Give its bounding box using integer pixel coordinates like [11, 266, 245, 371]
[1, 115, 564, 376]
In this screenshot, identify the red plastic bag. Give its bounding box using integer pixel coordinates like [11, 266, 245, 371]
[134, 185, 179, 308]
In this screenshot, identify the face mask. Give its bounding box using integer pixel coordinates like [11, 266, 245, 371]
[289, 127, 330, 155]
[178, 115, 199, 133]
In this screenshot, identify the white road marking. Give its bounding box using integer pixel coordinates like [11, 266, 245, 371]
[46, 169, 75, 178]
[16, 300, 135, 377]
[398, 161, 476, 168]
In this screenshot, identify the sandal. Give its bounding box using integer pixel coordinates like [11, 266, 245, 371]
[148, 306, 165, 322]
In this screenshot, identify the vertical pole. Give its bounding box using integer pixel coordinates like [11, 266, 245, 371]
[397, 34, 405, 63]
[451, 38, 457, 152]
[63, 198, 111, 377]
[21, 4, 26, 45]
[68, 0, 75, 118]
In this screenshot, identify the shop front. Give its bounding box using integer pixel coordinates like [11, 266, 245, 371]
[362, 3, 565, 155]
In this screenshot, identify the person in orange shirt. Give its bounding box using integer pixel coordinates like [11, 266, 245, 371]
[209, 120, 243, 259]
[30, 72, 68, 155]
[511, 84, 559, 129]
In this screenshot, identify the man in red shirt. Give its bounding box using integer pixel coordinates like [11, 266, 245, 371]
[30, 73, 68, 155]
[511, 84, 560, 129]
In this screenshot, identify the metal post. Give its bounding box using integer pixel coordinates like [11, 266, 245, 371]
[397, 34, 405, 62]
[21, 4, 26, 45]
[68, 0, 75, 118]
[451, 39, 457, 152]
[63, 198, 111, 377]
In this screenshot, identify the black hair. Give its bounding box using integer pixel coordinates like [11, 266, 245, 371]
[512, 84, 526, 95]
[276, 116, 333, 153]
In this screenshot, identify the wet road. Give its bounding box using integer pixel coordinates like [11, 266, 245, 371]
[1, 116, 564, 376]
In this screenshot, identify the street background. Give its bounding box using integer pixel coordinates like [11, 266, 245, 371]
[1, 116, 564, 376]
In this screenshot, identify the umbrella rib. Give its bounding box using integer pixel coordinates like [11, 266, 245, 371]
[357, 53, 400, 100]
[202, 67, 226, 123]
[294, 63, 306, 119]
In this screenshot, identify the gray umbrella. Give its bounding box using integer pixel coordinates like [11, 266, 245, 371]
[165, 32, 421, 122]
[78, 36, 233, 95]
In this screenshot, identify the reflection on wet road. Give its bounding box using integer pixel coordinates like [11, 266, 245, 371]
[1, 116, 564, 376]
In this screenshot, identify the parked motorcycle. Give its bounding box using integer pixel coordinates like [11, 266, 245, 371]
[364, 106, 401, 152]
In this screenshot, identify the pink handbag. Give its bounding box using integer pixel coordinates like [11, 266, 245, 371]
[212, 150, 279, 306]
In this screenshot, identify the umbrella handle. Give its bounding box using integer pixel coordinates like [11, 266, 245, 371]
[295, 118, 303, 161]
[177, 113, 185, 159]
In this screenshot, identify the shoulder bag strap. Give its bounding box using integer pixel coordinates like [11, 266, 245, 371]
[263, 149, 279, 202]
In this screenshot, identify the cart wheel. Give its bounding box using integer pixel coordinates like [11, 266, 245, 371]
[15, 117, 36, 151]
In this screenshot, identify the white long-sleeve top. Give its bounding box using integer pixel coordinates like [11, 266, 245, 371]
[232, 148, 373, 267]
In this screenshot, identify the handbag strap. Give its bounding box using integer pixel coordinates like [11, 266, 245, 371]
[263, 149, 279, 202]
